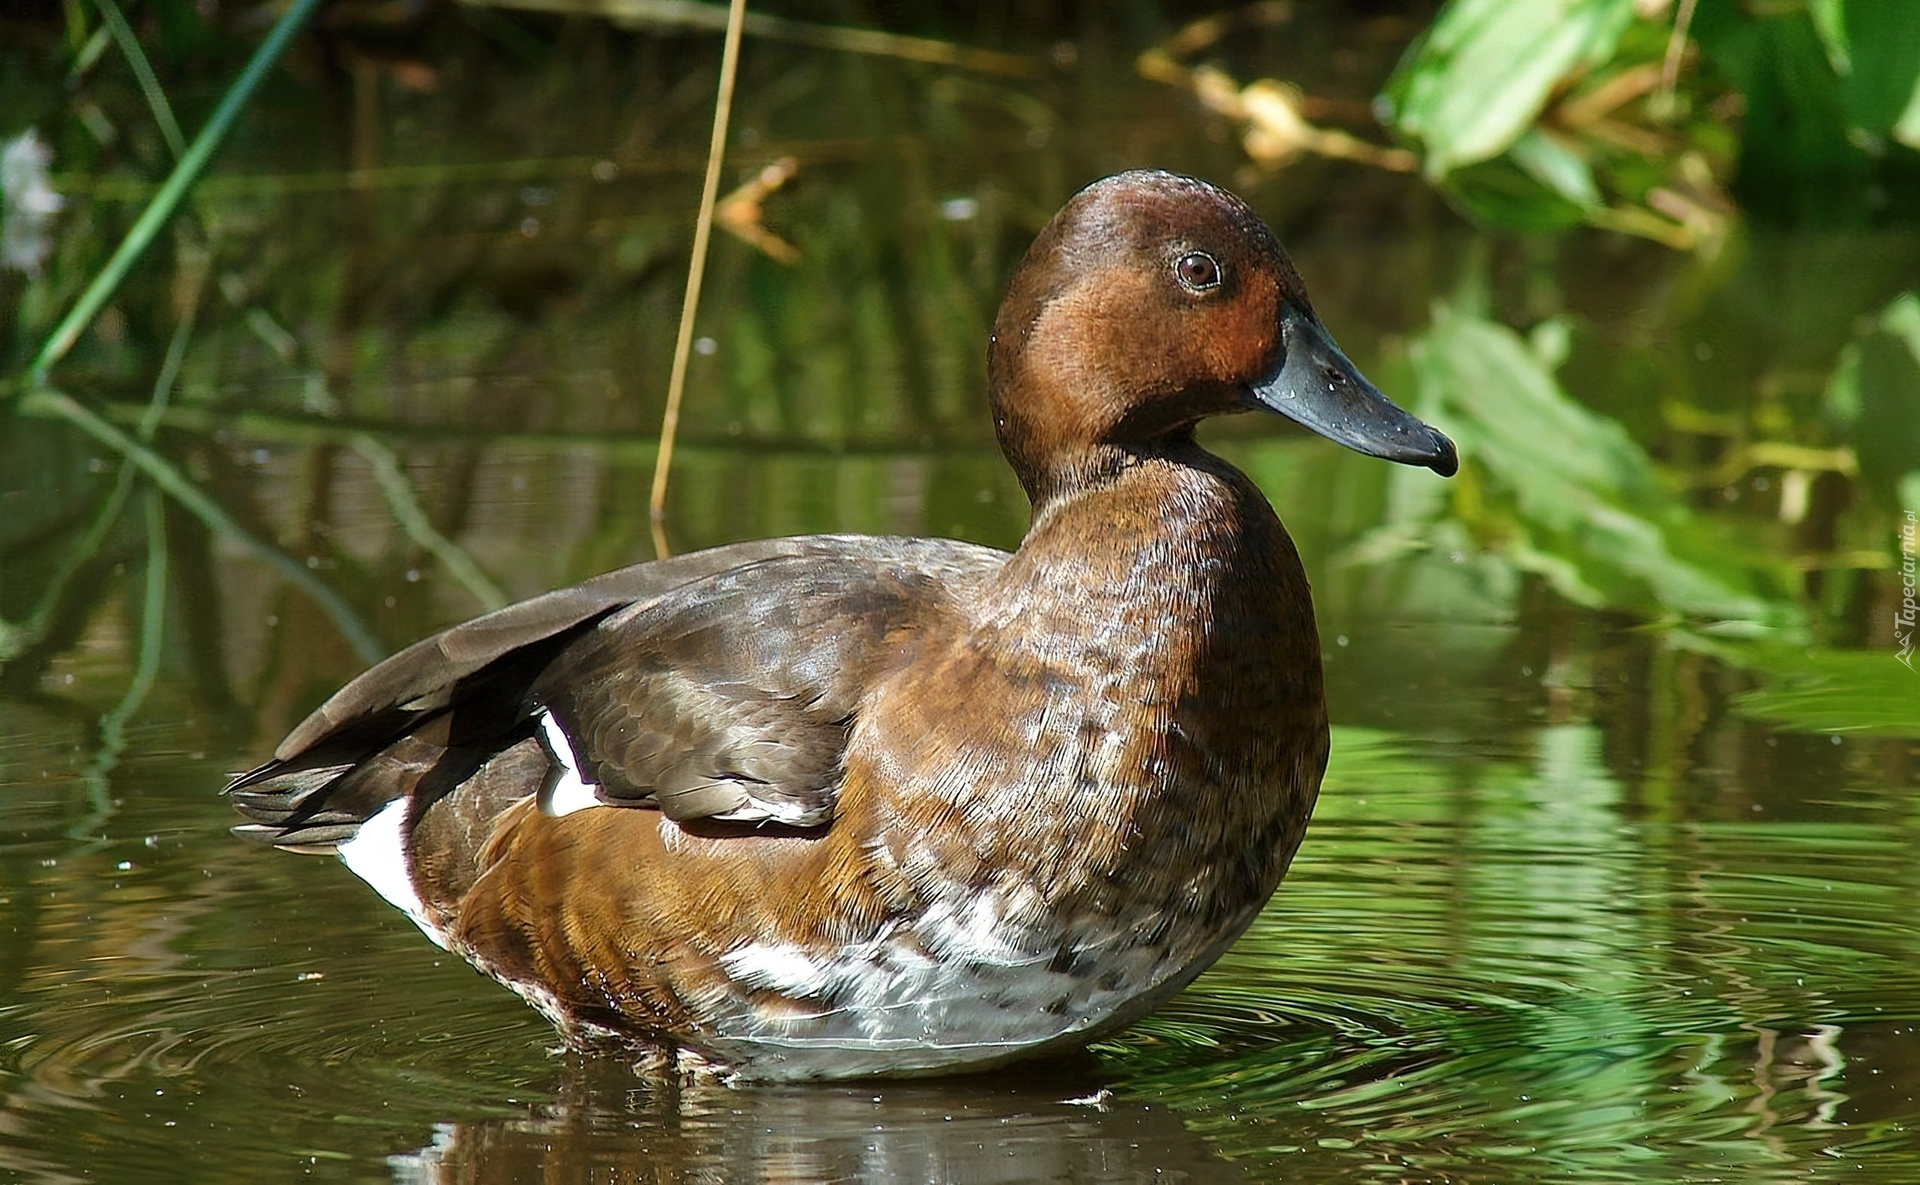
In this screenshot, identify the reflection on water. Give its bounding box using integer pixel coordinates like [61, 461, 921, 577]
[387, 1069, 1234, 1183]
[2, 707, 1916, 1181]
[3, 0, 1919, 1180]
[1132, 728, 1920, 1180]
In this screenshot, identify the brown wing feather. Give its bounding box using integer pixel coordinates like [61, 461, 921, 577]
[228, 536, 1005, 854]
[270, 538, 826, 761]
[532, 542, 1000, 826]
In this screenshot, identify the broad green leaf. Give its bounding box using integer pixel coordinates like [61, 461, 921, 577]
[1385, 0, 1636, 178]
[1837, 0, 1920, 133]
[1807, 0, 1851, 76]
[1377, 301, 1803, 634]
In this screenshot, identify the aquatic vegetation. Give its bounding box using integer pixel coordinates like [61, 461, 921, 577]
[0, 2, 1916, 1172]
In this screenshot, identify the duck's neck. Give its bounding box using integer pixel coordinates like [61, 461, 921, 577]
[964, 437, 1327, 923]
[993, 438, 1300, 621]
[981, 437, 1323, 733]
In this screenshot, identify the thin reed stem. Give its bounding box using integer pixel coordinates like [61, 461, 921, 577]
[648, 0, 748, 559]
[94, 0, 186, 158]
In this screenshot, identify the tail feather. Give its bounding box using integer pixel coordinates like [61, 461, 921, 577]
[226, 709, 450, 853]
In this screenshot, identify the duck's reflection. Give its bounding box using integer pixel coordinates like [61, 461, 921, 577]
[387, 1057, 1238, 1184]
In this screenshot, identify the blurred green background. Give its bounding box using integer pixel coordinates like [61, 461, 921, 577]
[3, 1, 1919, 1180]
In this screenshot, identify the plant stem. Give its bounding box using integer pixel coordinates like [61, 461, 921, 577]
[352, 434, 509, 611]
[648, 0, 748, 559]
[81, 485, 170, 817]
[94, 0, 187, 159]
[0, 265, 202, 664]
[27, 0, 322, 384]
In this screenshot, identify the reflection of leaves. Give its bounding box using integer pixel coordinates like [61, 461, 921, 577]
[1827, 292, 1920, 511]
[1731, 644, 1920, 736]
[1354, 300, 1804, 637]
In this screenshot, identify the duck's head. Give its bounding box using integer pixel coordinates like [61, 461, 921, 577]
[988, 170, 1457, 503]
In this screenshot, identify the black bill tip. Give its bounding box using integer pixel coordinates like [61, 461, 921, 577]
[1249, 306, 1458, 477]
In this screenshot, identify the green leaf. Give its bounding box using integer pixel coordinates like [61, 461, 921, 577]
[1896, 72, 1920, 149]
[1508, 129, 1602, 208]
[1836, 0, 1920, 134]
[1384, 0, 1636, 178]
[1807, 0, 1851, 76]
[1438, 155, 1592, 232]
[1384, 301, 1804, 633]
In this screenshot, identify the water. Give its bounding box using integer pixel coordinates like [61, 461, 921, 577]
[5, 698, 1916, 1180]
[4, 3, 1919, 1181]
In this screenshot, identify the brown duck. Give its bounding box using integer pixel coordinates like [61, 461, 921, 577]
[230, 170, 1456, 1081]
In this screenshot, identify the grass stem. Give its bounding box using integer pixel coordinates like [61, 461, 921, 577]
[17, 386, 384, 663]
[93, 0, 186, 159]
[648, 0, 747, 559]
[352, 435, 509, 611]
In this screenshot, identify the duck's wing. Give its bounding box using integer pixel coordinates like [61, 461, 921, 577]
[522, 539, 997, 827]
[227, 535, 1005, 851]
[264, 538, 825, 763]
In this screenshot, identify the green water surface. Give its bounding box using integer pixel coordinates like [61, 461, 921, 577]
[3, 2, 1918, 1181]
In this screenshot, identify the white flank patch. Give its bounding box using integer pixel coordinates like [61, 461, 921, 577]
[720, 943, 834, 998]
[337, 798, 448, 950]
[919, 885, 1045, 967]
[536, 709, 601, 817]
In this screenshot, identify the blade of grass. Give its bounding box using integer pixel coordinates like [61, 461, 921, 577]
[69, 22, 113, 79]
[351, 435, 509, 611]
[0, 256, 203, 663]
[79, 485, 169, 824]
[15, 386, 383, 663]
[1652, 0, 1699, 120]
[26, 0, 322, 383]
[93, 0, 187, 159]
[648, 0, 747, 559]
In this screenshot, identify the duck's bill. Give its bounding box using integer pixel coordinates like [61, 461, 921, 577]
[1247, 306, 1458, 477]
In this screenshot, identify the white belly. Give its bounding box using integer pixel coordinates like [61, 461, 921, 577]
[690, 906, 1257, 1081]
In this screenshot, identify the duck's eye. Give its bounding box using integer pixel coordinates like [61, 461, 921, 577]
[1175, 251, 1221, 292]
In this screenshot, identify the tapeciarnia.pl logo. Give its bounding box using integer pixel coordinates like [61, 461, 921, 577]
[1899, 510, 1917, 671]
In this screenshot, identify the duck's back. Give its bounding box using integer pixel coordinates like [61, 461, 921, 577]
[229, 534, 1007, 916]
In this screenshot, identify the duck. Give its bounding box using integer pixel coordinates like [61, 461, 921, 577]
[228, 170, 1456, 1082]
